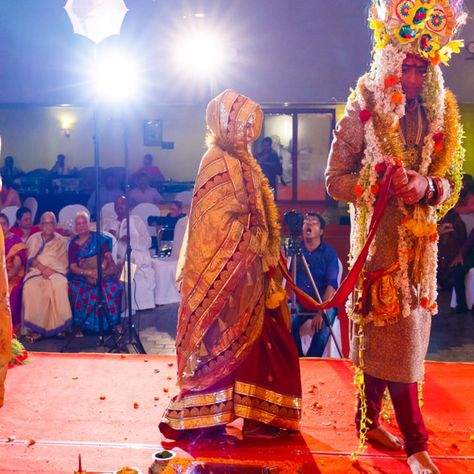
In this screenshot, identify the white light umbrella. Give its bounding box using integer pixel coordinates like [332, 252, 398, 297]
[64, 0, 128, 44]
[63, 0, 144, 353]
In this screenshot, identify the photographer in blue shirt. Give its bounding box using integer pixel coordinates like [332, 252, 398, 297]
[291, 212, 339, 357]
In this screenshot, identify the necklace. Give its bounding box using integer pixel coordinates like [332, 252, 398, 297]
[400, 102, 423, 168]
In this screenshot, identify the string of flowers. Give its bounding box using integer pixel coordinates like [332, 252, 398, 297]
[346, 43, 464, 458]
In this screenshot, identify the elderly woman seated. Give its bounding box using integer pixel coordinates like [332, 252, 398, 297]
[23, 212, 72, 341]
[0, 212, 27, 335]
[68, 212, 122, 334]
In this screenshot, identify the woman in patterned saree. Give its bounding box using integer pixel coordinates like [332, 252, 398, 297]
[68, 212, 121, 334]
[0, 213, 26, 334]
[159, 90, 302, 440]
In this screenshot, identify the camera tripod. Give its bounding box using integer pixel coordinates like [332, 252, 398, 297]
[286, 235, 343, 358]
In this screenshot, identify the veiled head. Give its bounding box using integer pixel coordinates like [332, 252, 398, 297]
[206, 89, 263, 146]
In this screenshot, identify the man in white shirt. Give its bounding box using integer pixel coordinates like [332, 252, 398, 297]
[102, 196, 155, 311]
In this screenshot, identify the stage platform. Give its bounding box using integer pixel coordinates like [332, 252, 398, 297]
[0, 354, 472, 473]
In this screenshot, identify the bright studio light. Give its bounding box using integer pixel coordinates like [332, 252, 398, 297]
[92, 53, 139, 102]
[174, 31, 225, 78]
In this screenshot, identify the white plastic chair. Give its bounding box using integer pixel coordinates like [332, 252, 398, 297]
[300, 258, 344, 358]
[58, 204, 90, 227]
[23, 197, 38, 223]
[2, 206, 19, 230]
[101, 230, 118, 263]
[174, 190, 193, 205]
[130, 202, 160, 236]
[100, 202, 117, 222]
[170, 216, 188, 260]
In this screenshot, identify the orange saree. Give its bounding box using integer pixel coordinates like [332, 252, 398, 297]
[160, 90, 301, 436]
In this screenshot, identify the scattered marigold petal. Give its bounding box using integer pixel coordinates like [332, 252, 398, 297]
[27, 439, 36, 446]
[166, 376, 173, 380]
[167, 362, 174, 367]
[154, 396, 160, 401]
[163, 387, 169, 393]
[120, 354, 126, 359]
[144, 358, 148, 362]
[133, 402, 139, 409]
[7, 436, 15, 442]
[99, 394, 106, 400]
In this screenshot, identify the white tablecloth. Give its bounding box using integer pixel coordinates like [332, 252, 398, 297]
[152, 257, 181, 305]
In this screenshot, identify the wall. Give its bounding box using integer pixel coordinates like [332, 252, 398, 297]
[0, 104, 207, 181]
[0, 101, 472, 181]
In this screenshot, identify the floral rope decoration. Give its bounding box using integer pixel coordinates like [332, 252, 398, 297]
[345, 43, 464, 459]
[351, 324, 369, 461]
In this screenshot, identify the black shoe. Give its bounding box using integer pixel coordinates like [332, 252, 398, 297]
[456, 305, 468, 314]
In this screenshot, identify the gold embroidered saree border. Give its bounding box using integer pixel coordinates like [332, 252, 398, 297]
[234, 402, 300, 431]
[162, 406, 235, 430]
[235, 381, 302, 410]
[167, 386, 233, 410]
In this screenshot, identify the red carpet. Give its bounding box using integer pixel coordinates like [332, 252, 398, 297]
[0, 354, 472, 473]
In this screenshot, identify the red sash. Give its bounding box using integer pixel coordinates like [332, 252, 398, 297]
[280, 165, 398, 311]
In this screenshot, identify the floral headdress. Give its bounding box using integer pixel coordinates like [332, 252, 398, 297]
[370, 0, 467, 65]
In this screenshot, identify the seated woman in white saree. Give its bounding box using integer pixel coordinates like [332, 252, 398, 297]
[23, 212, 72, 340]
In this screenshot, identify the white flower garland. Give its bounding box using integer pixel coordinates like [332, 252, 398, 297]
[349, 45, 446, 322]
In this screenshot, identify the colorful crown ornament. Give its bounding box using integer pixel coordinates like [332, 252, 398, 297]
[370, 0, 467, 65]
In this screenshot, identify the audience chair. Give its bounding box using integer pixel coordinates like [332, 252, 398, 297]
[170, 216, 188, 260]
[23, 197, 38, 223]
[58, 204, 90, 226]
[130, 202, 160, 237]
[174, 190, 193, 205]
[299, 258, 344, 358]
[101, 202, 117, 222]
[2, 206, 19, 230]
[151, 215, 188, 306]
[101, 230, 118, 263]
[321, 258, 344, 358]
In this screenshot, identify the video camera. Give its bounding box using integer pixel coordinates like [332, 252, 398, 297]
[284, 210, 304, 238]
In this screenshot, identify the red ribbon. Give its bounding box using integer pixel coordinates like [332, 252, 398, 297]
[280, 165, 399, 311]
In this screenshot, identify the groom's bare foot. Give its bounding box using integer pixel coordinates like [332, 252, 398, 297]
[366, 425, 403, 450]
[407, 451, 440, 474]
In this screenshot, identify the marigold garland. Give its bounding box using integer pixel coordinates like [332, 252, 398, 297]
[345, 44, 465, 460]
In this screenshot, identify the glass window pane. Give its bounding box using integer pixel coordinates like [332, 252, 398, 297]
[296, 113, 333, 201]
[255, 113, 293, 201]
